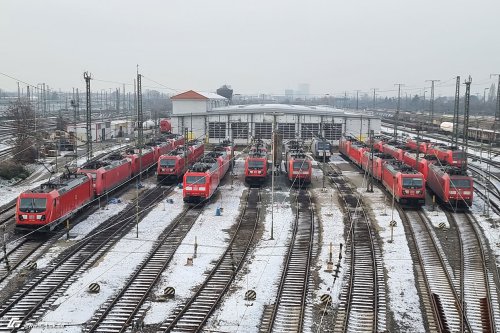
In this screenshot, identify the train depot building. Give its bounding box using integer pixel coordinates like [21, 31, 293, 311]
[169, 90, 381, 145]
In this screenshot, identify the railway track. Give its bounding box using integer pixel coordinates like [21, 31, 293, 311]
[0, 204, 15, 227]
[158, 187, 259, 332]
[401, 209, 471, 332]
[259, 189, 315, 333]
[85, 206, 204, 332]
[325, 168, 386, 333]
[0, 184, 174, 331]
[450, 212, 500, 332]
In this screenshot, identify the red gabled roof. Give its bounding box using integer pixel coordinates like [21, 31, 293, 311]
[171, 90, 208, 100]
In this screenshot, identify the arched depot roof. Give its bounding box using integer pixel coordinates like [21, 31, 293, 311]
[208, 103, 377, 118]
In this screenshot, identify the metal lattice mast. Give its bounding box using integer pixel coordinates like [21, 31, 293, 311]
[137, 73, 143, 148]
[463, 76, 472, 171]
[83, 72, 92, 161]
[491, 74, 500, 130]
[426, 79, 440, 127]
[452, 76, 461, 147]
[394, 83, 403, 139]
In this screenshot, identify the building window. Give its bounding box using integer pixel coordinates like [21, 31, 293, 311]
[231, 122, 249, 139]
[301, 123, 319, 139]
[208, 122, 226, 138]
[324, 123, 343, 140]
[278, 123, 295, 139]
[255, 122, 272, 139]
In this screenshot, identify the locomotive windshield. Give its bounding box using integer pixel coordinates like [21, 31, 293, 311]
[317, 142, 330, 150]
[452, 151, 465, 160]
[450, 178, 471, 188]
[186, 176, 206, 185]
[19, 198, 47, 213]
[402, 177, 423, 188]
[293, 161, 308, 170]
[248, 160, 264, 169]
[160, 159, 176, 167]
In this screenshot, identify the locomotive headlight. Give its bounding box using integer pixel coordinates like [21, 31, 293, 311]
[186, 186, 193, 190]
[258, 170, 262, 174]
[403, 190, 409, 194]
[449, 190, 457, 194]
[463, 191, 471, 195]
[415, 190, 422, 194]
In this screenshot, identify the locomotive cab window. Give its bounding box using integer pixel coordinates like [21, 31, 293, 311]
[293, 161, 308, 170]
[450, 179, 471, 188]
[317, 142, 330, 150]
[19, 198, 47, 213]
[402, 177, 423, 188]
[160, 159, 176, 167]
[248, 160, 264, 169]
[186, 175, 206, 184]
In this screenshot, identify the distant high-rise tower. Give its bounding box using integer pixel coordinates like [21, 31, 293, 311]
[297, 83, 310, 99]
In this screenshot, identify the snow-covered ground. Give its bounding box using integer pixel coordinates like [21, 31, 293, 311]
[203, 189, 293, 332]
[32, 187, 186, 332]
[142, 181, 247, 325]
[357, 184, 426, 332]
[310, 187, 346, 328]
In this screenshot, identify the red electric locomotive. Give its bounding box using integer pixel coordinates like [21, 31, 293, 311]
[427, 144, 466, 168]
[402, 151, 431, 180]
[245, 148, 269, 184]
[125, 147, 157, 176]
[339, 136, 356, 158]
[382, 160, 425, 206]
[361, 151, 395, 181]
[160, 118, 172, 133]
[183, 149, 231, 204]
[16, 173, 93, 231]
[382, 142, 405, 161]
[78, 152, 132, 196]
[405, 138, 431, 154]
[157, 141, 205, 183]
[284, 140, 312, 187]
[348, 142, 368, 167]
[427, 164, 473, 208]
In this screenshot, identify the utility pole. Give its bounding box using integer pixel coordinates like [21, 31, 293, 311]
[491, 74, 500, 131]
[426, 79, 440, 127]
[270, 114, 276, 240]
[394, 83, 404, 140]
[372, 88, 378, 109]
[463, 76, 472, 172]
[367, 129, 374, 192]
[137, 69, 144, 181]
[83, 72, 92, 161]
[355, 90, 360, 110]
[344, 91, 347, 109]
[452, 76, 461, 147]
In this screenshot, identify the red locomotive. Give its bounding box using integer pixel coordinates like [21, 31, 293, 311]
[382, 160, 425, 206]
[427, 164, 473, 207]
[78, 152, 132, 196]
[382, 142, 405, 161]
[405, 138, 431, 154]
[284, 141, 312, 187]
[348, 142, 368, 167]
[402, 151, 431, 180]
[16, 173, 94, 231]
[427, 144, 466, 168]
[160, 118, 172, 133]
[16, 134, 188, 231]
[339, 136, 356, 159]
[361, 151, 395, 181]
[183, 144, 232, 204]
[157, 141, 205, 183]
[244, 141, 269, 184]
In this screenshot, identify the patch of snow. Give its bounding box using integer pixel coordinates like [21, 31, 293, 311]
[204, 190, 294, 332]
[32, 187, 186, 332]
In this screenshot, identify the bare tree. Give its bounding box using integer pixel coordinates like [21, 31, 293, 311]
[6, 100, 37, 163]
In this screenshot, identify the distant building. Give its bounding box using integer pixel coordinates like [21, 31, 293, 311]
[297, 83, 310, 99]
[171, 90, 228, 115]
[169, 103, 381, 145]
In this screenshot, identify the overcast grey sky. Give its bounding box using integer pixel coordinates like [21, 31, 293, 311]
[1, 0, 499, 97]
